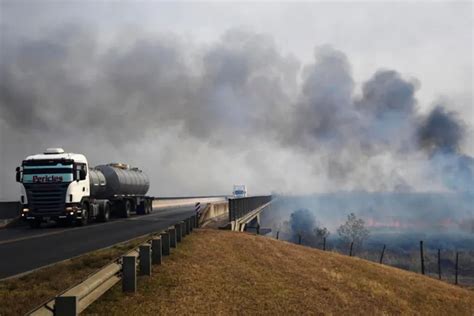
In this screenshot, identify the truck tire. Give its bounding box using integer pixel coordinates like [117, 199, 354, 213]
[98, 203, 110, 222]
[77, 203, 89, 226]
[130, 200, 137, 214]
[120, 200, 131, 218]
[136, 201, 145, 215]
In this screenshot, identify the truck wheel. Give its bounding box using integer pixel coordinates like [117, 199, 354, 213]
[77, 204, 89, 226]
[98, 203, 110, 222]
[121, 200, 131, 218]
[130, 200, 137, 214]
[136, 201, 145, 215]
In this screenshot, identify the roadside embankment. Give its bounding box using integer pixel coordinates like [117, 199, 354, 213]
[0, 236, 150, 316]
[86, 229, 474, 315]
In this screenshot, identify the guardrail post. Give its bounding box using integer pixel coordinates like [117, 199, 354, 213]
[122, 256, 137, 293]
[180, 221, 186, 237]
[161, 231, 170, 256]
[175, 223, 182, 242]
[169, 226, 177, 248]
[193, 214, 198, 228]
[151, 237, 162, 265]
[184, 219, 190, 235]
[55, 296, 77, 316]
[139, 245, 152, 276]
[188, 217, 193, 232]
[190, 215, 196, 229]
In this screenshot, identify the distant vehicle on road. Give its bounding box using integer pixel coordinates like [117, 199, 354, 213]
[233, 184, 247, 198]
[16, 148, 153, 228]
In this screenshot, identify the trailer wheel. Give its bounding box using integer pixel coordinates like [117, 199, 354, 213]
[98, 203, 110, 222]
[136, 201, 145, 215]
[130, 200, 137, 214]
[120, 200, 131, 218]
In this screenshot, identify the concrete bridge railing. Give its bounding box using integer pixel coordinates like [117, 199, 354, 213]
[228, 196, 272, 232]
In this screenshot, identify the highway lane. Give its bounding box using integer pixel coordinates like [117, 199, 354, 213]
[0, 205, 199, 279]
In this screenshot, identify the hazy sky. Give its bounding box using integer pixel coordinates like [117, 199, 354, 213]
[0, 1, 472, 199]
[3, 1, 471, 114]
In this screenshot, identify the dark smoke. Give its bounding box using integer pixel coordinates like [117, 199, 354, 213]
[0, 22, 472, 199]
[418, 105, 465, 154]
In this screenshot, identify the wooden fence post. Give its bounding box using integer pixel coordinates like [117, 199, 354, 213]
[323, 237, 326, 251]
[437, 249, 441, 280]
[298, 234, 302, 245]
[349, 242, 354, 257]
[455, 252, 459, 285]
[276, 231, 279, 240]
[420, 240, 425, 275]
[379, 244, 386, 264]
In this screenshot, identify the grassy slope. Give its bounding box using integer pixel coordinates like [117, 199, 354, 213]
[0, 236, 150, 316]
[86, 229, 474, 315]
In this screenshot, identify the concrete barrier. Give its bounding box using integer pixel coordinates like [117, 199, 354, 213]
[0, 201, 20, 219]
[0, 201, 20, 228]
[153, 197, 226, 210]
[198, 201, 229, 227]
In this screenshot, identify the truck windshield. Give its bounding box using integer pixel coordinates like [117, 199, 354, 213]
[22, 162, 73, 184]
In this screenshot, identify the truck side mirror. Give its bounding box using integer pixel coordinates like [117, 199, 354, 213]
[79, 169, 86, 180]
[15, 166, 21, 182]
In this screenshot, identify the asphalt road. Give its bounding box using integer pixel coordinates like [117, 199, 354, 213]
[0, 205, 198, 279]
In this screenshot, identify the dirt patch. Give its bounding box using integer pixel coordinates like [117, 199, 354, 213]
[85, 229, 474, 315]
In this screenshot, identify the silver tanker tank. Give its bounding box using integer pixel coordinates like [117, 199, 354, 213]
[89, 163, 150, 199]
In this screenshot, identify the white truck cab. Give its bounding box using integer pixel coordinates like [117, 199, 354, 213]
[233, 184, 247, 198]
[16, 148, 90, 227]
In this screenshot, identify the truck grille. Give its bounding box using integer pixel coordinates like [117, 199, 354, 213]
[24, 183, 69, 215]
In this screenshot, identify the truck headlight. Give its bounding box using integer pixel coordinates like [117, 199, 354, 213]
[22, 208, 29, 213]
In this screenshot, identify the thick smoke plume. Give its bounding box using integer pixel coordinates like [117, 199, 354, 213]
[0, 23, 472, 199]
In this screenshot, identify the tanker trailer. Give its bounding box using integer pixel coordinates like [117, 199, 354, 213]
[16, 148, 154, 228]
[89, 163, 152, 218]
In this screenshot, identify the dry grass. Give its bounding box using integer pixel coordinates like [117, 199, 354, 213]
[86, 229, 474, 315]
[0, 236, 151, 316]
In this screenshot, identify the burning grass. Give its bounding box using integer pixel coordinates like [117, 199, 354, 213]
[0, 236, 151, 316]
[86, 229, 474, 315]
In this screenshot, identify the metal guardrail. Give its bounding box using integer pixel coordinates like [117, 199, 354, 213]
[228, 195, 272, 222]
[27, 215, 199, 316]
